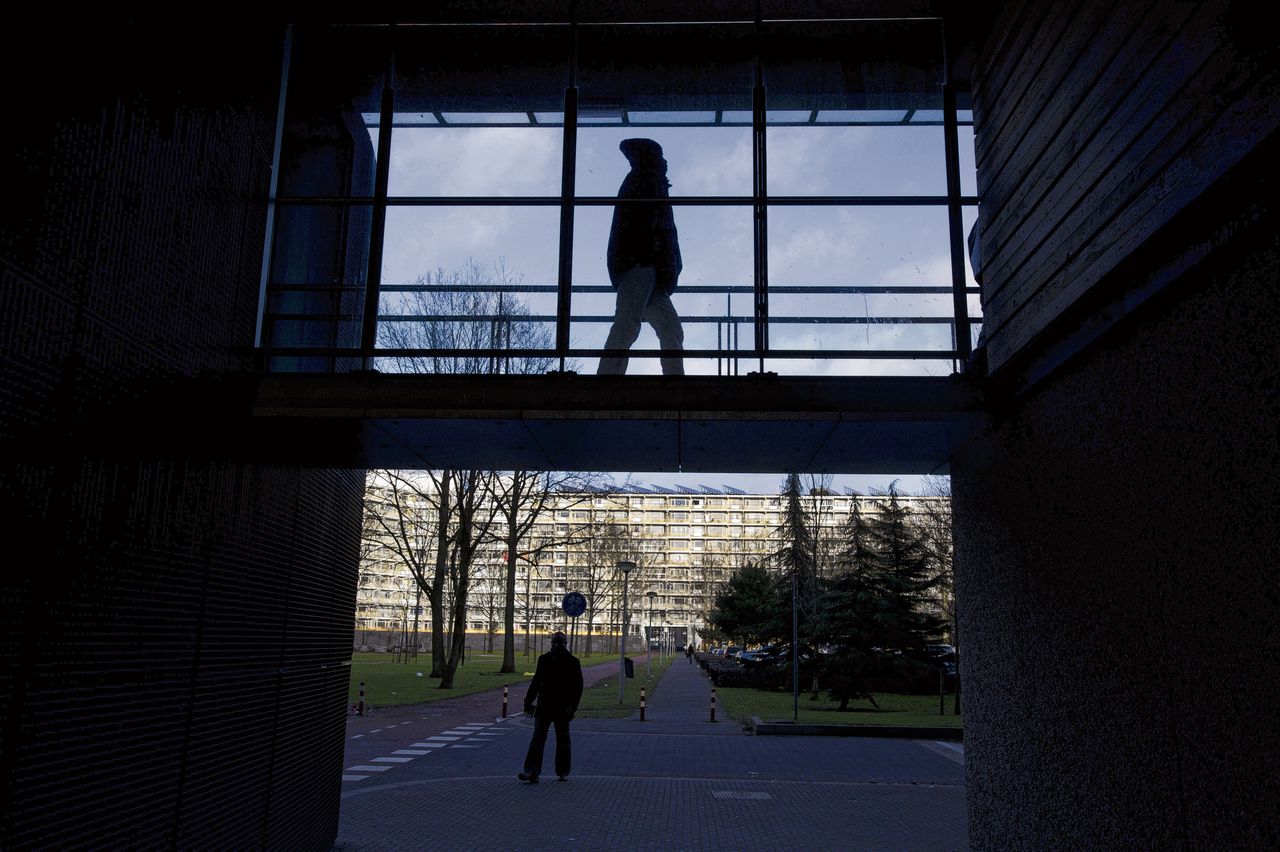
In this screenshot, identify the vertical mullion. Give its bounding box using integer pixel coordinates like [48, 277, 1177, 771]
[556, 87, 578, 370]
[360, 52, 395, 370]
[255, 24, 292, 359]
[752, 10, 769, 374]
[555, 23, 579, 372]
[943, 80, 972, 369]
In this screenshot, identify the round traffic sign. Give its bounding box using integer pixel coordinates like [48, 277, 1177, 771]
[562, 591, 587, 617]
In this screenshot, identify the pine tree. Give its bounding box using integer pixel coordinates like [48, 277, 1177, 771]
[818, 484, 947, 709]
[862, 483, 946, 656]
[707, 562, 785, 648]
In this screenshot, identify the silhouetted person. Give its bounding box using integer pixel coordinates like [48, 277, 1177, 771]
[685, 643, 693, 663]
[519, 631, 584, 783]
[597, 138, 684, 375]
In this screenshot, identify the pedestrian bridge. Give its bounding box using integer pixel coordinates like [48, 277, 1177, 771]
[251, 372, 983, 472]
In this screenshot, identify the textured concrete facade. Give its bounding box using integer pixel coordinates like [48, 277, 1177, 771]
[1, 20, 364, 849]
[953, 2, 1280, 846]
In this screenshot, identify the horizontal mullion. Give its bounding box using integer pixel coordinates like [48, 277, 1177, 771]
[376, 314, 966, 325]
[378, 284, 978, 294]
[258, 346, 959, 360]
[273, 195, 978, 206]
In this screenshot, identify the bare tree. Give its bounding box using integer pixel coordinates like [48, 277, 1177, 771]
[364, 470, 452, 677]
[439, 469, 500, 688]
[378, 258, 558, 376]
[487, 472, 601, 672]
[567, 513, 639, 655]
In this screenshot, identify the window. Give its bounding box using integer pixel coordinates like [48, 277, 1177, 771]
[263, 18, 978, 377]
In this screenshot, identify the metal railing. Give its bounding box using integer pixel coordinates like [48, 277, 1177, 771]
[258, 280, 981, 376]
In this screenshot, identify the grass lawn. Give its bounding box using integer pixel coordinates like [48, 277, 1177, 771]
[715, 686, 963, 728]
[348, 650, 622, 709]
[575, 653, 676, 719]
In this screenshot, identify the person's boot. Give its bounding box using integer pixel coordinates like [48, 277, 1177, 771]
[518, 772, 539, 783]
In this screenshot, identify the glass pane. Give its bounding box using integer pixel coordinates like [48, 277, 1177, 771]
[577, 23, 754, 197]
[766, 205, 957, 373]
[576, 126, 752, 198]
[389, 125, 563, 196]
[767, 125, 946, 196]
[769, 205, 952, 288]
[764, 19, 945, 198]
[958, 124, 978, 197]
[264, 202, 371, 372]
[378, 206, 559, 374]
[278, 26, 386, 198]
[387, 26, 569, 198]
[572, 205, 753, 376]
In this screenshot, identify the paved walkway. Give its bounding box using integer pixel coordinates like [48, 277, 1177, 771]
[334, 654, 968, 850]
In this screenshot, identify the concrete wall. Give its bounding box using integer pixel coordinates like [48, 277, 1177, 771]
[1, 21, 363, 849]
[954, 2, 1280, 846]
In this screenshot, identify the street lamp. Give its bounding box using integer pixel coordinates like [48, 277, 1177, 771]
[646, 590, 656, 678]
[617, 561, 635, 703]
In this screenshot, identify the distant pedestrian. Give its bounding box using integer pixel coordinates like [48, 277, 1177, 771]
[685, 643, 693, 664]
[519, 631, 584, 783]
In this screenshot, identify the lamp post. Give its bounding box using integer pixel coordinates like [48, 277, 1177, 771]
[617, 561, 635, 703]
[646, 590, 656, 678]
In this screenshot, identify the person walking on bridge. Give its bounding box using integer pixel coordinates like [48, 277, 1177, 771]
[519, 631, 583, 783]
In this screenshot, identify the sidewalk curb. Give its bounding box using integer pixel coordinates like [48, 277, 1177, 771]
[750, 717, 964, 741]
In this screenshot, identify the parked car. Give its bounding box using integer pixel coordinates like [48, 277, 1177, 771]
[724, 645, 743, 659]
[709, 646, 725, 656]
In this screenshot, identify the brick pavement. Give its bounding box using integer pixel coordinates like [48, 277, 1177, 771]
[335, 652, 967, 850]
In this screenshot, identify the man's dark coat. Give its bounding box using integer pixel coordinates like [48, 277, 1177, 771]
[524, 645, 584, 720]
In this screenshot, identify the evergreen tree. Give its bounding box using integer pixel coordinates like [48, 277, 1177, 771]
[862, 483, 946, 656]
[707, 562, 785, 648]
[818, 484, 947, 709]
[771, 473, 826, 692]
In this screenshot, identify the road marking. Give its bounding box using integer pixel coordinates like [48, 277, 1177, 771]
[372, 757, 415, 763]
[346, 765, 392, 772]
[439, 730, 473, 736]
[393, 749, 431, 755]
[342, 775, 369, 781]
[370, 728, 382, 732]
[351, 734, 364, 739]
[425, 736, 461, 741]
[409, 742, 449, 748]
[712, 791, 772, 800]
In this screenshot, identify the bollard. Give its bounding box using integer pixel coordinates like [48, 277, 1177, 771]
[640, 686, 646, 722]
[358, 681, 366, 717]
[503, 685, 509, 718]
[710, 687, 717, 722]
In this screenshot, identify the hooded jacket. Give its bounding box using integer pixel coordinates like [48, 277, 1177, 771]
[607, 165, 683, 295]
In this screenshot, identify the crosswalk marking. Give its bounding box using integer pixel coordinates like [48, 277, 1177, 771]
[346, 765, 391, 772]
[372, 756, 414, 763]
[393, 749, 431, 755]
[342, 774, 369, 781]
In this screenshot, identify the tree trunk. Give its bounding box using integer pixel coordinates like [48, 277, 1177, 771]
[500, 518, 519, 673]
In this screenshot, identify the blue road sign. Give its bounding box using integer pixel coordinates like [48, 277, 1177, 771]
[562, 592, 587, 617]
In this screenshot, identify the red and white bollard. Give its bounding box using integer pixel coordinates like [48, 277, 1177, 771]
[358, 681, 366, 717]
[502, 685, 509, 718]
[640, 686, 646, 722]
[710, 687, 717, 722]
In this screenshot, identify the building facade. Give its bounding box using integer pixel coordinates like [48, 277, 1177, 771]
[358, 480, 950, 652]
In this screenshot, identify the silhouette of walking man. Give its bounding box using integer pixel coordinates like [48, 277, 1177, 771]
[519, 631, 584, 783]
[597, 138, 685, 375]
